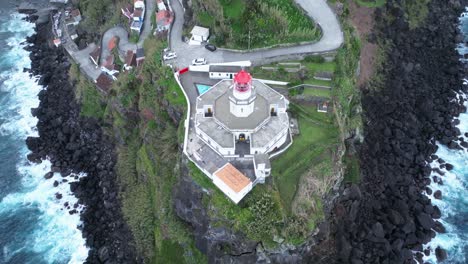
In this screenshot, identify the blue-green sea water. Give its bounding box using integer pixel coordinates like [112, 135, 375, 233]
[0, 4, 87, 264]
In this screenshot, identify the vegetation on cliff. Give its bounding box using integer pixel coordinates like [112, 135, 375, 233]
[189, 0, 321, 49]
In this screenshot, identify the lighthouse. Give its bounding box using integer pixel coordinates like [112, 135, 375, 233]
[229, 70, 256, 117]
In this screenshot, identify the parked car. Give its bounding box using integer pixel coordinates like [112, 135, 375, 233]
[163, 52, 177, 61]
[192, 58, 207, 65]
[205, 44, 217, 52]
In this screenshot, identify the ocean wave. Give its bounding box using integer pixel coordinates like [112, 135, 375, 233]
[0, 12, 88, 264]
[423, 99, 468, 264]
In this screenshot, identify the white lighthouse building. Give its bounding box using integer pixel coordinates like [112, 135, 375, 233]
[193, 70, 290, 203]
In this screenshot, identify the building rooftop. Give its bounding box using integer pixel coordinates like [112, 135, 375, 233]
[133, 8, 143, 18]
[196, 113, 234, 148]
[254, 154, 271, 169]
[70, 9, 81, 18]
[209, 65, 243, 73]
[214, 163, 251, 193]
[125, 50, 136, 66]
[214, 91, 269, 130]
[251, 113, 288, 148]
[95, 73, 113, 93]
[89, 46, 101, 63]
[156, 10, 173, 27]
[136, 48, 145, 59]
[191, 26, 209, 37]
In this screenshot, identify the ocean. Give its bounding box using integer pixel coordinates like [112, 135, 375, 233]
[0, 4, 87, 264]
[422, 9, 468, 264]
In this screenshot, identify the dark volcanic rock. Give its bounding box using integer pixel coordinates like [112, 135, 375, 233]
[25, 20, 138, 263]
[44, 171, 53, 179]
[435, 246, 447, 262]
[330, 0, 465, 263]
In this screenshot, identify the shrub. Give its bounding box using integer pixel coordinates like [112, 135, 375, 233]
[304, 55, 325, 63]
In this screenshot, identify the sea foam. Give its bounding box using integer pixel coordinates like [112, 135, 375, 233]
[0, 13, 88, 263]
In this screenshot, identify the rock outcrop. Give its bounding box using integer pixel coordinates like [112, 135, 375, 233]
[24, 18, 139, 263]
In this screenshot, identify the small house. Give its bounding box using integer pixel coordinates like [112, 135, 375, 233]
[53, 38, 61, 47]
[136, 48, 145, 67]
[157, 0, 166, 11]
[155, 10, 173, 32]
[190, 26, 209, 45]
[131, 0, 145, 32]
[124, 50, 136, 71]
[95, 73, 114, 93]
[89, 46, 101, 67]
[66, 9, 81, 26]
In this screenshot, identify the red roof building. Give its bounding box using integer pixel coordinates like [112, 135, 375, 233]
[95, 73, 113, 93]
[156, 10, 173, 32]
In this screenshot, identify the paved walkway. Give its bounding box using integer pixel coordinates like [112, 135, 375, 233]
[168, 0, 344, 67]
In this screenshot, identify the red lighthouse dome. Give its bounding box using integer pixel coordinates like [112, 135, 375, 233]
[234, 70, 252, 93]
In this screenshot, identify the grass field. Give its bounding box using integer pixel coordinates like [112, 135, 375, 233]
[272, 103, 339, 210]
[252, 60, 335, 88]
[355, 0, 386, 8]
[302, 88, 331, 98]
[220, 0, 245, 18]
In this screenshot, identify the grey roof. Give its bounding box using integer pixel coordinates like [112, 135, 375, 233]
[251, 113, 289, 149]
[197, 113, 234, 148]
[214, 92, 269, 131]
[136, 48, 145, 59]
[195, 79, 289, 153]
[209, 65, 243, 73]
[254, 154, 271, 169]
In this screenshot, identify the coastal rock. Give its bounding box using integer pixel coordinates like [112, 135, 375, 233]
[44, 171, 53, 179]
[25, 20, 138, 263]
[435, 246, 447, 262]
[434, 190, 442, 199]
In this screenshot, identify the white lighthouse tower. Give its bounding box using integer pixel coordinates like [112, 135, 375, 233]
[229, 70, 256, 117]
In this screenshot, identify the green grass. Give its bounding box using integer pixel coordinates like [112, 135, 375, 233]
[196, 0, 319, 49]
[303, 78, 332, 87]
[76, 76, 106, 119]
[252, 60, 334, 88]
[272, 103, 339, 210]
[302, 88, 331, 98]
[220, 0, 245, 18]
[155, 240, 186, 264]
[344, 154, 360, 183]
[158, 68, 186, 106]
[304, 61, 336, 72]
[198, 11, 214, 27]
[355, 0, 386, 8]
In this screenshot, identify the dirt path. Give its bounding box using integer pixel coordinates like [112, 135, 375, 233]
[349, 1, 378, 87]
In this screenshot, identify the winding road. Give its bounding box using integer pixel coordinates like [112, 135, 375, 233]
[101, 0, 155, 61]
[70, 0, 342, 81]
[168, 0, 344, 67]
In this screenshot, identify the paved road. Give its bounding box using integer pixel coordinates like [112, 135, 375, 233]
[60, 13, 101, 80]
[101, 0, 155, 61]
[168, 0, 343, 68]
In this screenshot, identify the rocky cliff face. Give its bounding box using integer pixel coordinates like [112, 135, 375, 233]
[332, 0, 466, 263]
[25, 19, 139, 263]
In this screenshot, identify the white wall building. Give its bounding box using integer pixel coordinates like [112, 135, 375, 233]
[190, 26, 210, 45]
[193, 70, 290, 202]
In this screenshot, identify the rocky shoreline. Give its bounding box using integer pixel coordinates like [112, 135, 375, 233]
[332, 1, 467, 263]
[24, 17, 139, 263]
